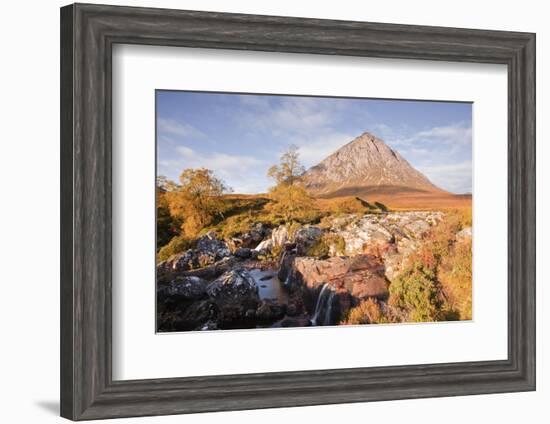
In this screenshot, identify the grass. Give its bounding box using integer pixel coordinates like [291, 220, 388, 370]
[343, 298, 386, 324]
[157, 235, 196, 262]
[388, 209, 472, 321]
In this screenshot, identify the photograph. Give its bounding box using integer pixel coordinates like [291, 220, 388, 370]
[155, 91, 473, 332]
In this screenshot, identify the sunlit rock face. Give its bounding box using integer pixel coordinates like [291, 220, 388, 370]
[300, 132, 444, 197]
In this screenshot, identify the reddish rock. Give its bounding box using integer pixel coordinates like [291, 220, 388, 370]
[291, 254, 389, 300]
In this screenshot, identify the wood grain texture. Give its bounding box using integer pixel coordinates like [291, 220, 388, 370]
[60, 3, 536, 420]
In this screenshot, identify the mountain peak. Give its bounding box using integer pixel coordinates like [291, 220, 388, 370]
[301, 132, 443, 197]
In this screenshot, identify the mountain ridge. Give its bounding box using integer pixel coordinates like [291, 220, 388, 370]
[300, 132, 447, 198]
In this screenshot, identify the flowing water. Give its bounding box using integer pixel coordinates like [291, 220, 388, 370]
[248, 269, 335, 327]
[310, 283, 336, 326]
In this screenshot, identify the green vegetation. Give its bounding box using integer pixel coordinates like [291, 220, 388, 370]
[266, 145, 314, 222]
[155, 161, 471, 325]
[155, 147, 324, 261]
[157, 235, 196, 262]
[388, 209, 472, 321]
[389, 261, 442, 322]
[306, 233, 346, 258]
[333, 197, 372, 214]
[439, 237, 472, 320]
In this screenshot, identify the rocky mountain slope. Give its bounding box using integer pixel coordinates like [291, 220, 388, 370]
[300, 132, 446, 198]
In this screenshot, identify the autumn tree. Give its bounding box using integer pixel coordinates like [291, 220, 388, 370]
[267, 144, 305, 186]
[267, 145, 312, 222]
[156, 175, 180, 249]
[166, 168, 231, 237]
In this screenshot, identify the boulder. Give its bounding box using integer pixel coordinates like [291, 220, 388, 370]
[233, 223, 272, 249]
[157, 276, 208, 303]
[164, 257, 236, 282]
[206, 269, 260, 324]
[254, 225, 289, 254]
[234, 247, 253, 259]
[157, 250, 197, 282]
[290, 255, 389, 300]
[255, 300, 286, 321]
[294, 225, 322, 255]
[196, 231, 232, 260]
[254, 238, 274, 252]
[157, 232, 232, 282]
[339, 218, 393, 256]
[157, 300, 215, 332]
[271, 225, 289, 247]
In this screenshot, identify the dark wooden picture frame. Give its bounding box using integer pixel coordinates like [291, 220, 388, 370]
[60, 3, 536, 421]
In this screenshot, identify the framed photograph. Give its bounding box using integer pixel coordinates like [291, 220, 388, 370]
[60, 3, 536, 420]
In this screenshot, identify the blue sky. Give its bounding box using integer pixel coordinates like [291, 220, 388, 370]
[157, 91, 472, 194]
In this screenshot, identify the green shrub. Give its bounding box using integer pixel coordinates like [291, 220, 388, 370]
[157, 235, 196, 262]
[327, 234, 346, 256]
[306, 238, 330, 258]
[306, 233, 346, 258]
[389, 261, 442, 322]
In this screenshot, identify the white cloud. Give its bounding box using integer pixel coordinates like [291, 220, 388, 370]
[417, 161, 472, 194]
[157, 118, 205, 139]
[389, 123, 472, 149]
[159, 146, 269, 194]
[239, 96, 349, 137]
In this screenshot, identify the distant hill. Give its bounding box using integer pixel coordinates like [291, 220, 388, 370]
[300, 132, 469, 209]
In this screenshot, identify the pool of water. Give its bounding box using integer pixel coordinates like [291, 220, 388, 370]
[248, 268, 289, 304]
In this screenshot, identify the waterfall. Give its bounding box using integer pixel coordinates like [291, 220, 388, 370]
[323, 290, 336, 326]
[310, 283, 336, 326]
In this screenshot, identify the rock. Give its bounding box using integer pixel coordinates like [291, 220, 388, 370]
[173, 257, 236, 281]
[234, 247, 253, 259]
[339, 218, 393, 256]
[157, 276, 208, 302]
[157, 232, 232, 283]
[271, 225, 289, 247]
[233, 223, 272, 249]
[156, 250, 197, 283]
[256, 300, 286, 321]
[244, 309, 256, 320]
[254, 225, 289, 254]
[254, 238, 274, 252]
[286, 303, 298, 316]
[271, 316, 311, 328]
[382, 237, 419, 281]
[196, 231, 231, 259]
[294, 225, 322, 255]
[206, 269, 260, 324]
[290, 255, 389, 300]
[403, 220, 431, 238]
[157, 300, 215, 332]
